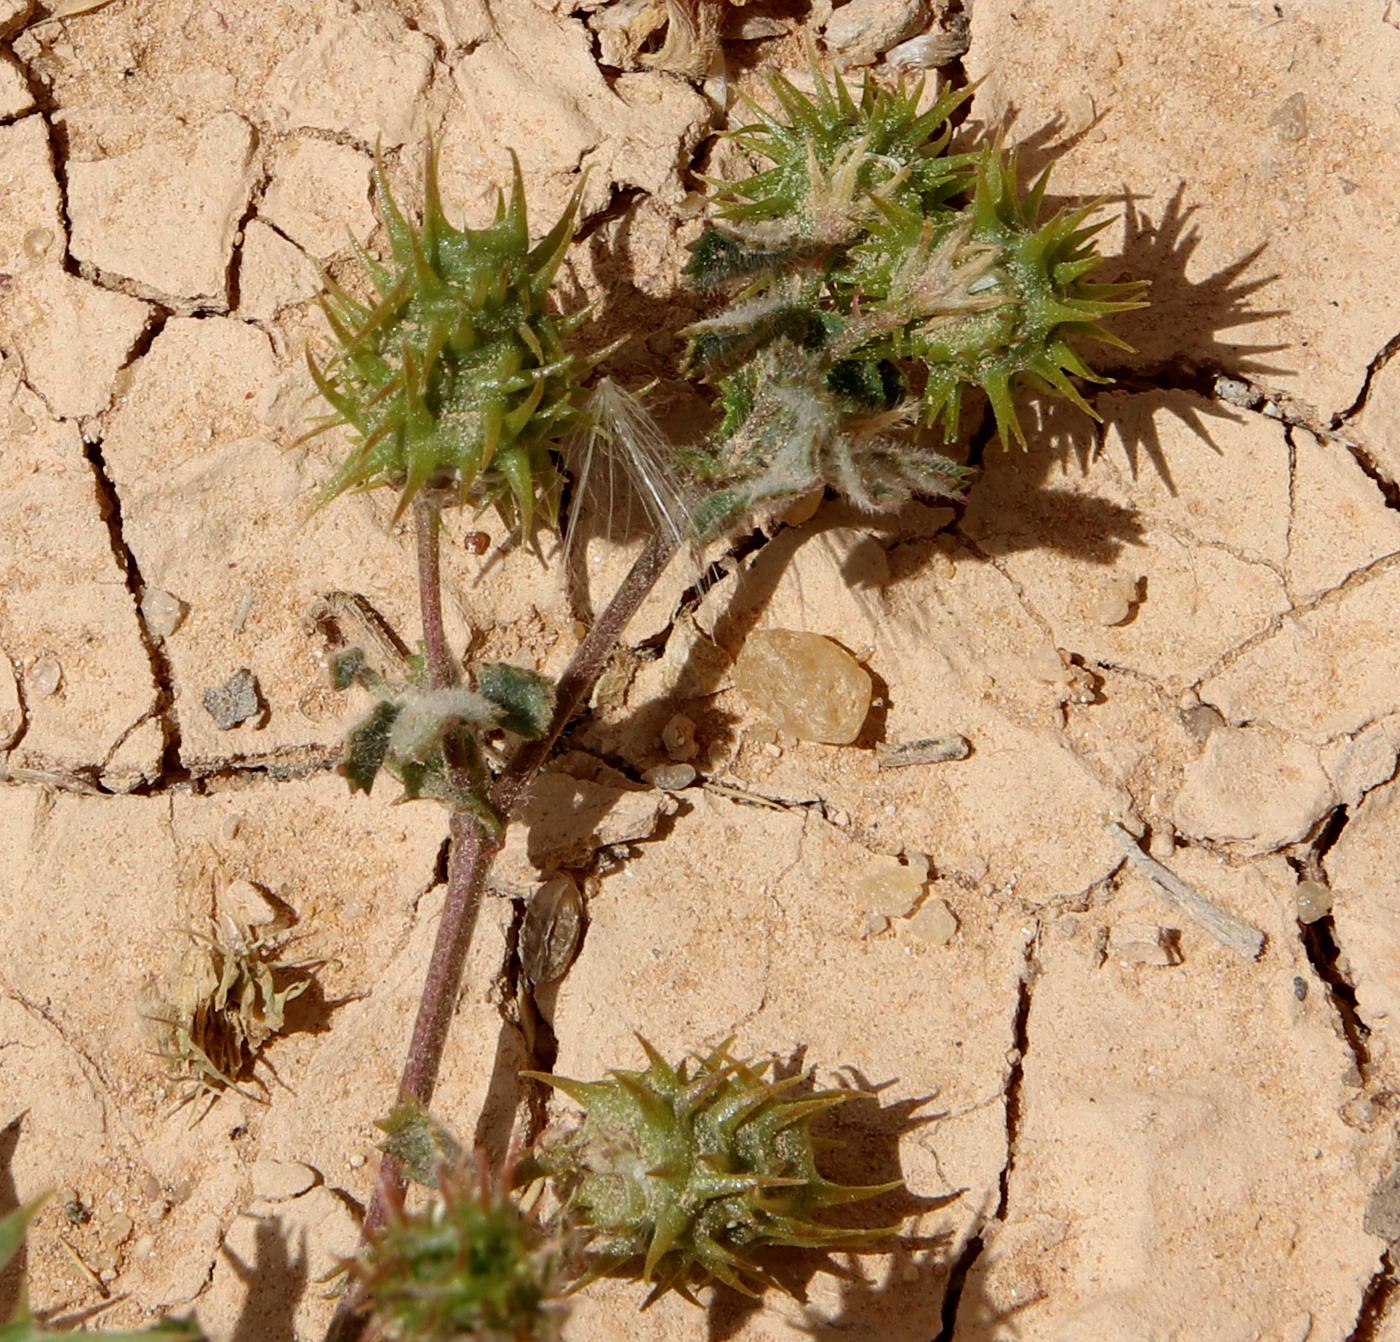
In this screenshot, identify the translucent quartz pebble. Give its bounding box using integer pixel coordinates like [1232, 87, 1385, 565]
[908, 898, 958, 945]
[855, 861, 924, 917]
[734, 628, 872, 744]
[30, 655, 62, 697]
[521, 875, 584, 986]
[140, 587, 186, 638]
[1092, 574, 1140, 626]
[1295, 880, 1333, 924]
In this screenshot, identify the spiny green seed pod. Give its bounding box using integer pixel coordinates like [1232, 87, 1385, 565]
[525, 1038, 901, 1300]
[307, 147, 592, 531]
[354, 1159, 564, 1342]
[684, 65, 1146, 524]
[698, 69, 971, 256]
[859, 145, 1149, 446]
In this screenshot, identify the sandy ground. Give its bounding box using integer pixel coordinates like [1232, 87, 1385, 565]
[2, 0, 1400, 1338]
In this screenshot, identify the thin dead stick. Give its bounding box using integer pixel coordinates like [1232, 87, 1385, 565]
[324, 522, 681, 1342]
[1105, 821, 1266, 959]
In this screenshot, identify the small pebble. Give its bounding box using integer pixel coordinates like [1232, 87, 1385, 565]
[1092, 575, 1140, 627]
[825, 0, 926, 62]
[203, 668, 262, 729]
[1027, 642, 1067, 683]
[1147, 823, 1175, 860]
[348, 1154, 366, 1170]
[644, 763, 697, 791]
[735, 628, 872, 745]
[1268, 91, 1308, 141]
[138, 1173, 162, 1201]
[131, 1234, 156, 1258]
[139, 588, 186, 639]
[1063, 91, 1096, 137]
[30, 655, 62, 697]
[1295, 880, 1333, 924]
[1108, 923, 1176, 967]
[104, 1213, 134, 1245]
[232, 589, 254, 633]
[660, 713, 698, 762]
[864, 912, 890, 938]
[856, 861, 925, 917]
[729, 12, 787, 37]
[222, 878, 278, 927]
[1181, 703, 1225, 741]
[22, 226, 53, 260]
[908, 898, 957, 945]
[1215, 376, 1262, 409]
[221, 812, 244, 841]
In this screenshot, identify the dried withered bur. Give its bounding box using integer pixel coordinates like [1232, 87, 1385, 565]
[149, 860, 320, 1116]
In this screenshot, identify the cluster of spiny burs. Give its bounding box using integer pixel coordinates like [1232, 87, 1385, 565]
[351, 1042, 895, 1328]
[683, 68, 1147, 534]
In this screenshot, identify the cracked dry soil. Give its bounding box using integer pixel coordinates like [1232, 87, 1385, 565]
[3, 1, 1400, 1339]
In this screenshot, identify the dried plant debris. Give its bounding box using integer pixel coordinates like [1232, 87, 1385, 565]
[592, 0, 734, 77]
[151, 912, 317, 1113]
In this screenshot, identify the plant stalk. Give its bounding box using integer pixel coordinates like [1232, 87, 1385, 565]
[325, 519, 679, 1342]
[495, 528, 680, 814]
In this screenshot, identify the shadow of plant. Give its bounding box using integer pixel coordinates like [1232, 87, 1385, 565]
[224, 1216, 309, 1342]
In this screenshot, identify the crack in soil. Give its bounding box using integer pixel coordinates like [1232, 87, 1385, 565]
[225, 128, 269, 316]
[1337, 329, 1400, 428]
[1191, 548, 1400, 694]
[1346, 1248, 1398, 1342]
[932, 922, 1039, 1342]
[1295, 804, 1373, 1083]
[79, 431, 187, 788]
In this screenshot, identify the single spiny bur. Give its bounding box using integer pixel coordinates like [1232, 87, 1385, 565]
[870, 144, 1150, 447]
[697, 67, 972, 257]
[307, 147, 592, 531]
[524, 1038, 902, 1301]
[354, 1155, 564, 1342]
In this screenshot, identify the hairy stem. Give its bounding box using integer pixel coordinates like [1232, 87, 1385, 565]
[413, 496, 457, 689]
[495, 528, 680, 814]
[325, 499, 497, 1342]
[325, 525, 679, 1342]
